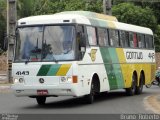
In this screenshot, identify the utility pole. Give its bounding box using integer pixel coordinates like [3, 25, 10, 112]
[7, 0, 16, 83]
[103, 0, 112, 15]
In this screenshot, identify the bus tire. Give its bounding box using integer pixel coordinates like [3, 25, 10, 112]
[36, 97, 46, 105]
[126, 74, 136, 96]
[85, 81, 94, 104]
[135, 74, 144, 94]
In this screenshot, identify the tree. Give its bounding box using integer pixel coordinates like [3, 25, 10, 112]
[112, 3, 157, 31]
[17, 0, 103, 18]
[112, 3, 160, 52]
[155, 25, 160, 52]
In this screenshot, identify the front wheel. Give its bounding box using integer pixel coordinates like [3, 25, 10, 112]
[36, 97, 46, 105]
[85, 82, 94, 104]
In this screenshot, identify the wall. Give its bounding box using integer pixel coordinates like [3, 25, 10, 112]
[156, 52, 160, 69]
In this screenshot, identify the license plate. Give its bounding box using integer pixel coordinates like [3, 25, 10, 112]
[37, 90, 48, 95]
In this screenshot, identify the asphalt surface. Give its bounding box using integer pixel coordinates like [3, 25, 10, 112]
[0, 85, 160, 114]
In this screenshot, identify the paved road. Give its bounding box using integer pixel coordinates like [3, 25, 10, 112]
[0, 86, 160, 114]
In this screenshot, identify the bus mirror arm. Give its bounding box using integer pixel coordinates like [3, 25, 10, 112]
[80, 47, 85, 53]
[80, 47, 85, 57]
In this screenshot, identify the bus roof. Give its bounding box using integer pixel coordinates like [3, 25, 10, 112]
[18, 11, 153, 35]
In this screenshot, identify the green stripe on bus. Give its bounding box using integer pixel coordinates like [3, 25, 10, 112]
[47, 64, 61, 76]
[100, 47, 118, 90]
[37, 65, 51, 76]
[108, 48, 125, 88]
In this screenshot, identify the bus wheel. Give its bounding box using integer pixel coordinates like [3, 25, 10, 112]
[135, 74, 144, 94]
[85, 81, 94, 104]
[126, 74, 136, 96]
[36, 97, 46, 105]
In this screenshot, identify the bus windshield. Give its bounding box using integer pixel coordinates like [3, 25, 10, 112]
[15, 25, 76, 62]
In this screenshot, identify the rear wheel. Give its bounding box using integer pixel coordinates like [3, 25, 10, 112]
[135, 74, 144, 94]
[36, 97, 46, 105]
[126, 74, 136, 96]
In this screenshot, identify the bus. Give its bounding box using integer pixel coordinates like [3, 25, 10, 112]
[11, 11, 156, 105]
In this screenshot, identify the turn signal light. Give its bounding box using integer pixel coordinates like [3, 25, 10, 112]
[72, 76, 78, 83]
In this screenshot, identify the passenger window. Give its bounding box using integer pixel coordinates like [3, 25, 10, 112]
[97, 28, 109, 46]
[120, 31, 127, 47]
[129, 32, 134, 47]
[141, 35, 145, 48]
[133, 33, 138, 48]
[137, 34, 145, 48]
[145, 35, 153, 49]
[125, 31, 130, 47]
[149, 36, 154, 49]
[86, 26, 97, 46]
[109, 29, 119, 47]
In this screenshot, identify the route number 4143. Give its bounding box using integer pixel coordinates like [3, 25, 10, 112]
[16, 71, 29, 75]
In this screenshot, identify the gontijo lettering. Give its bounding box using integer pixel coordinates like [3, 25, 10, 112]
[126, 52, 143, 59]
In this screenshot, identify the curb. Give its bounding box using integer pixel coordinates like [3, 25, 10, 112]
[144, 94, 160, 114]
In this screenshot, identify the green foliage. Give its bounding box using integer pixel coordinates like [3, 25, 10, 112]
[112, 3, 160, 52]
[17, 0, 103, 18]
[112, 3, 157, 31]
[155, 25, 160, 52]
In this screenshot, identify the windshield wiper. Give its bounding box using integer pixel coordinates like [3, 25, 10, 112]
[63, 49, 72, 54]
[25, 57, 30, 64]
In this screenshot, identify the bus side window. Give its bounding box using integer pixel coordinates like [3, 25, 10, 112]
[105, 29, 109, 46]
[129, 32, 134, 48]
[145, 35, 154, 49]
[108, 29, 119, 47]
[125, 31, 129, 47]
[149, 35, 154, 49]
[145, 35, 149, 48]
[133, 33, 138, 48]
[97, 28, 109, 46]
[120, 30, 126, 47]
[137, 33, 141, 48]
[86, 26, 97, 46]
[137, 33, 145, 48]
[141, 34, 146, 48]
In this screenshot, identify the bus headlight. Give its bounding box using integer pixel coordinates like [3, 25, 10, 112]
[19, 78, 24, 83]
[61, 77, 66, 82]
[14, 78, 19, 83]
[60, 76, 78, 83]
[67, 77, 72, 82]
[14, 78, 24, 83]
[60, 77, 72, 83]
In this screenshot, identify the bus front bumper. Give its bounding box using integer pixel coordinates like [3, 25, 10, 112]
[11, 84, 80, 97]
